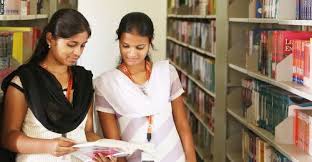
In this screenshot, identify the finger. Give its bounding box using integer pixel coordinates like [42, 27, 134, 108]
[56, 146, 77, 154]
[93, 155, 103, 162]
[59, 139, 76, 147]
[59, 137, 77, 143]
[54, 148, 77, 157]
[97, 153, 109, 162]
[110, 157, 117, 162]
[98, 153, 111, 162]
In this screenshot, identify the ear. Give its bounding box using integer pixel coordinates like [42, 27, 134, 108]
[46, 32, 55, 47]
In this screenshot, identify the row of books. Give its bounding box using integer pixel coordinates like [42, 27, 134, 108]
[245, 29, 312, 86]
[167, 0, 215, 15]
[167, 41, 215, 92]
[293, 108, 312, 156]
[167, 19, 216, 54]
[188, 111, 213, 160]
[0, 32, 13, 70]
[0, 0, 42, 15]
[242, 129, 291, 162]
[241, 78, 311, 135]
[0, 27, 40, 84]
[180, 72, 215, 131]
[248, 0, 312, 20]
[292, 39, 312, 85]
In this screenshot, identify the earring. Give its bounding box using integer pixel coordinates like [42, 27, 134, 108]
[48, 44, 51, 48]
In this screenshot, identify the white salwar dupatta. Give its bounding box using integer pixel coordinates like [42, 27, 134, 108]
[94, 60, 171, 118]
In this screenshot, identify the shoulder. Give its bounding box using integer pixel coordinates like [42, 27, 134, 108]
[72, 65, 92, 73]
[72, 65, 93, 78]
[94, 69, 119, 86]
[153, 60, 169, 68]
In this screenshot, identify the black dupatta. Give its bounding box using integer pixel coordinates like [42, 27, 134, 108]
[1, 64, 94, 134]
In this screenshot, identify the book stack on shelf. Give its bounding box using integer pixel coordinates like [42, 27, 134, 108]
[166, 0, 216, 161]
[167, 0, 215, 16]
[225, 0, 312, 161]
[0, 0, 49, 21]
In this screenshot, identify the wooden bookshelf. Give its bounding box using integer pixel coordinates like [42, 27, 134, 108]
[0, 14, 48, 20]
[229, 63, 312, 101]
[167, 36, 215, 58]
[227, 108, 312, 162]
[184, 100, 214, 136]
[193, 134, 213, 162]
[226, 151, 242, 162]
[229, 18, 312, 26]
[167, 14, 216, 19]
[169, 60, 216, 98]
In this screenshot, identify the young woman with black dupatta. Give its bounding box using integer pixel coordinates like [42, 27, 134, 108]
[0, 9, 114, 162]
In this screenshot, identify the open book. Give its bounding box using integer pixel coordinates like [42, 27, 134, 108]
[71, 139, 155, 162]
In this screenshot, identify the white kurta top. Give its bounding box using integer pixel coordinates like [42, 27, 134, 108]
[11, 76, 88, 162]
[94, 60, 186, 162]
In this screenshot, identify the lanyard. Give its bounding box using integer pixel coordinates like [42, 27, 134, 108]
[119, 61, 153, 142]
[62, 69, 73, 139]
[65, 70, 73, 101]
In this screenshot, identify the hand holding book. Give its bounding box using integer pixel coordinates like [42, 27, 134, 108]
[71, 139, 156, 162]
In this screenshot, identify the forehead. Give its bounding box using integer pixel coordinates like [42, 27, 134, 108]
[58, 31, 89, 42]
[120, 32, 149, 44]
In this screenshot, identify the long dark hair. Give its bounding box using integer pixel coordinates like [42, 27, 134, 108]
[116, 12, 154, 62]
[28, 8, 91, 64]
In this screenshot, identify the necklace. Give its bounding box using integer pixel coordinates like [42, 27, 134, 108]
[119, 61, 151, 82]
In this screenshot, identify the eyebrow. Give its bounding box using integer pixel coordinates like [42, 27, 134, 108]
[121, 41, 146, 46]
[68, 40, 88, 44]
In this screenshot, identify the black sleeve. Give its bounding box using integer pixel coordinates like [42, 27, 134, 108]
[8, 82, 24, 93]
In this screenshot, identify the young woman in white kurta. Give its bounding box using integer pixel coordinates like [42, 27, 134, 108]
[95, 12, 196, 162]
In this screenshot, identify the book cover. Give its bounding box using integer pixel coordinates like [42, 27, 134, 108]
[72, 139, 155, 162]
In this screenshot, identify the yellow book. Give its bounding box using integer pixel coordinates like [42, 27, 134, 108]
[0, 27, 32, 32]
[12, 32, 24, 64]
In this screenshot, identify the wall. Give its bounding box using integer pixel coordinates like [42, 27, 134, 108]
[78, 0, 167, 77]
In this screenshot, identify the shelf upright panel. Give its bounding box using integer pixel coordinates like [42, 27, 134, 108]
[213, 0, 228, 161]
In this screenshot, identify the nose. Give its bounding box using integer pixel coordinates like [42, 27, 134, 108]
[128, 47, 136, 57]
[73, 47, 82, 57]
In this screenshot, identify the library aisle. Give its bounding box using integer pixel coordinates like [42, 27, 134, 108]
[168, 0, 312, 162]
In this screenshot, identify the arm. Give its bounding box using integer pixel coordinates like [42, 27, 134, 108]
[98, 112, 126, 162]
[84, 103, 101, 142]
[172, 96, 197, 162]
[1, 85, 76, 156]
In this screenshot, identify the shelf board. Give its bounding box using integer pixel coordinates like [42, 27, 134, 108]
[194, 134, 213, 162]
[228, 63, 312, 101]
[167, 14, 216, 19]
[278, 20, 312, 26]
[0, 14, 48, 21]
[229, 18, 278, 23]
[167, 36, 215, 58]
[227, 108, 312, 162]
[226, 151, 242, 162]
[170, 60, 216, 98]
[184, 100, 214, 136]
[229, 18, 312, 26]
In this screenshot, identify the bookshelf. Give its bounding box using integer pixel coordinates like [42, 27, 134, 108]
[224, 0, 312, 162]
[167, 36, 215, 58]
[166, 1, 216, 161]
